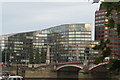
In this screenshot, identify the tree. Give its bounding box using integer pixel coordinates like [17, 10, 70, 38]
[93, 2, 120, 73]
[2, 49, 10, 64]
[34, 48, 40, 64]
[103, 2, 120, 35]
[93, 39, 111, 64]
[29, 52, 34, 64]
[28, 46, 34, 64]
[40, 48, 46, 63]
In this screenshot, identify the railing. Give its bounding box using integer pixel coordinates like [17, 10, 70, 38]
[56, 59, 109, 65]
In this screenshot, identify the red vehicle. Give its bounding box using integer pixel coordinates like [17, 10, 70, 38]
[0, 63, 4, 66]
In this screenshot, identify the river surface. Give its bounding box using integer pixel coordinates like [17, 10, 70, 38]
[2, 67, 119, 80]
[25, 71, 119, 80]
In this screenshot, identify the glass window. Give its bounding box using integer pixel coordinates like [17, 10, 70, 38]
[105, 27, 108, 29]
[76, 35, 81, 37]
[69, 38, 73, 40]
[76, 32, 81, 34]
[69, 35, 75, 37]
[84, 35, 91, 37]
[81, 32, 85, 34]
[105, 19, 108, 22]
[69, 32, 74, 34]
[80, 35, 84, 37]
[105, 31, 108, 33]
[76, 38, 81, 40]
[105, 35, 108, 37]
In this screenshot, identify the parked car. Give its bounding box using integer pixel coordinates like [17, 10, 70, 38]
[0, 62, 4, 66]
[0, 70, 23, 80]
[7, 75, 23, 80]
[0, 72, 23, 80]
[0, 76, 7, 80]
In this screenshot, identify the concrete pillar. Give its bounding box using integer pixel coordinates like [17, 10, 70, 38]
[53, 65, 56, 70]
[76, 50, 79, 61]
[46, 45, 50, 65]
[83, 59, 89, 72]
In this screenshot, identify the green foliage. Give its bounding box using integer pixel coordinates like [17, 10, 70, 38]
[109, 59, 120, 72]
[92, 39, 111, 64]
[92, 39, 110, 51]
[105, 39, 110, 43]
[102, 47, 111, 57]
[93, 2, 120, 73]
[2, 49, 10, 63]
[117, 6, 120, 12]
[105, 11, 111, 17]
[40, 48, 46, 63]
[105, 18, 115, 29]
[106, 59, 117, 68]
[29, 52, 34, 64]
[94, 56, 104, 65]
[34, 49, 40, 64]
[2, 50, 5, 62]
[103, 2, 119, 16]
[103, 2, 120, 35]
[117, 24, 120, 35]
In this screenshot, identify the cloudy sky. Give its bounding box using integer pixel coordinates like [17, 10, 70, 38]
[0, 0, 100, 35]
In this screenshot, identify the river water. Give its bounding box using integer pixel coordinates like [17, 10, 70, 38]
[3, 66, 119, 80]
[25, 71, 119, 80]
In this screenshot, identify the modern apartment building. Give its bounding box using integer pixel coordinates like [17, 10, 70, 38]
[95, 4, 120, 59]
[0, 34, 14, 64]
[1, 24, 99, 64]
[7, 32, 34, 64]
[46, 24, 98, 63]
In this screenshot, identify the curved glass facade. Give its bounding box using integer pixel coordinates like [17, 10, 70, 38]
[33, 24, 98, 63]
[1, 24, 99, 64]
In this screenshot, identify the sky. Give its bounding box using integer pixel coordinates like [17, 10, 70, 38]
[0, 0, 100, 37]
